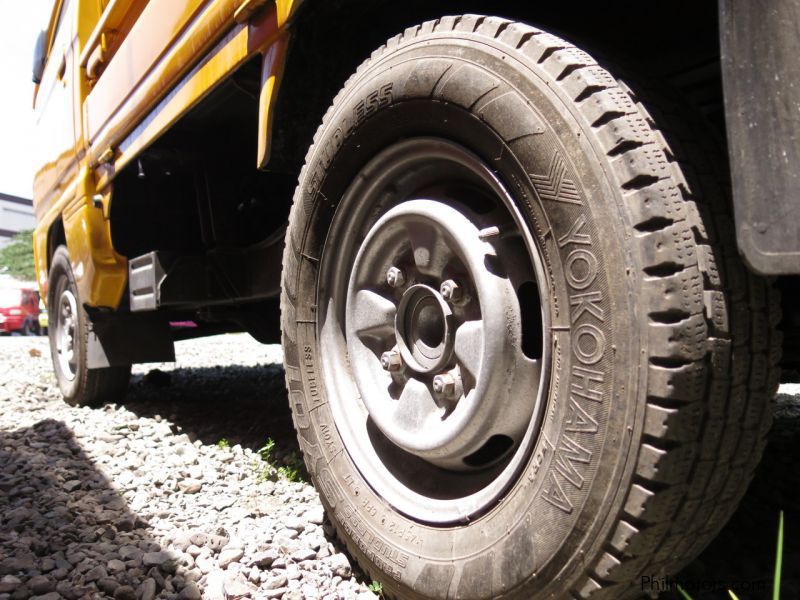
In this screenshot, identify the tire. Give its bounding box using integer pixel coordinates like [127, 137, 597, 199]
[280, 16, 781, 599]
[48, 246, 131, 407]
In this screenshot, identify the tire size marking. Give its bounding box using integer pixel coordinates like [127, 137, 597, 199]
[343, 473, 362, 497]
[385, 519, 423, 548]
[336, 500, 410, 581]
[342, 475, 381, 520]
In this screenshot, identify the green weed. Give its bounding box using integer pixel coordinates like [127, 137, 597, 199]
[258, 438, 276, 462]
[254, 461, 273, 484]
[368, 580, 384, 597]
[254, 438, 305, 483]
[773, 511, 784, 600]
[277, 450, 304, 483]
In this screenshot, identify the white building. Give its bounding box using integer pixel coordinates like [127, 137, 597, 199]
[0, 192, 35, 248]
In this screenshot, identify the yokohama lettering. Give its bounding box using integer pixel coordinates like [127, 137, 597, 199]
[542, 209, 607, 514]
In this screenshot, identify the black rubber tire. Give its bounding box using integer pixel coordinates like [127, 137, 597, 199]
[280, 16, 781, 599]
[48, 246, 131, 407]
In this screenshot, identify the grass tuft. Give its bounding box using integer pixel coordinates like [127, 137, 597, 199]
[368, 580, 384, 597]
[254, 438, 305, 483]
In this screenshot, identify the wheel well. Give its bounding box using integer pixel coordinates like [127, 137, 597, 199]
[47, 217, 66, 272]
[110, 56, 294, 260]
[269, 0, 723, 176]
[107, 57, 287, 341]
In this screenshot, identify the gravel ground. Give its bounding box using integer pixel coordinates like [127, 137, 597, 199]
[0, 335, 376, 600]
[0, 334, 798, 600]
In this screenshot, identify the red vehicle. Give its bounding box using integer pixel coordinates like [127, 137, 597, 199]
[0, 288, 40, 335]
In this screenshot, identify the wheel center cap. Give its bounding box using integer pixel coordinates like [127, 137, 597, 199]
[395, 284, 454, 374]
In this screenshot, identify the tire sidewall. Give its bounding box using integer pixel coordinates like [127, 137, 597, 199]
[285, 31, 643, 598]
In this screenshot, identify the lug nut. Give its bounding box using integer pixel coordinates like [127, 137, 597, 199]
[432, 372, 460, 400]
[440, 279, 463, 303]
[386, 266, 406, 288]
[380, 350, 403, 372]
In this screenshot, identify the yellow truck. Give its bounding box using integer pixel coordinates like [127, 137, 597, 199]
[32, 1, 795, 597]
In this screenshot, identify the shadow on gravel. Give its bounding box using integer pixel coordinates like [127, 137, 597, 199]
[123, 364, 302, 462]
[0, 419, 176, 599]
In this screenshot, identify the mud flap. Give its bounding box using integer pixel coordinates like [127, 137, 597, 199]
[87, 313, 175, 368]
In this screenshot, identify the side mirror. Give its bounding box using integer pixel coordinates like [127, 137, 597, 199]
[32, 30, 46, 84]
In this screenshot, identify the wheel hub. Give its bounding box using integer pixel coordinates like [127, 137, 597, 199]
[346, 199, 542, 470]
[395, 284, 454, 374]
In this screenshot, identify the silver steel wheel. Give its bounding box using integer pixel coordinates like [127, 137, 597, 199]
[319, 138, 551, 523]
[56, 289, 78, 381]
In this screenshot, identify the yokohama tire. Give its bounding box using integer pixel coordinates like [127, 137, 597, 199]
[48, 246, 131, 407]
[280, 16, 781, 599]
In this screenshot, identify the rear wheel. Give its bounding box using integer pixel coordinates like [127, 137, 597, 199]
[281, 16, 780, 598]
[48, 246, 131, 407]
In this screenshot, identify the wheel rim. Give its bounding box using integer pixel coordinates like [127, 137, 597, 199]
[56, 289, 78, 381]
[319, 138, 551, 523]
